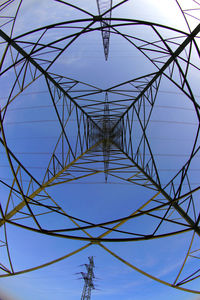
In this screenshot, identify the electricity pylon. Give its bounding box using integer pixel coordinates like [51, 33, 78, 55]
[0, 0, 200, 295]
[96, 0, 113, 60]
[80, 257, 95, 300]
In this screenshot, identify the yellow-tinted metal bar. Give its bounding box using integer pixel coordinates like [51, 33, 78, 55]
[1, 141, 102, 227]
[0, 243, 91, 277]
[99, 191, 161, 239]
[44, 190, 93, 238]
[99, 243, 200, 294]
[173, 232, 195, 285]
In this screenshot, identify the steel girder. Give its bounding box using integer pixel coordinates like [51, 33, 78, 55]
[1, 0, 200, 294]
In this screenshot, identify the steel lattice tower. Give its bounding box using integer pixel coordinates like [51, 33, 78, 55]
[96, 0, 113, 60]
[80, 257, 95, 300]
[1, 0, 200, 296]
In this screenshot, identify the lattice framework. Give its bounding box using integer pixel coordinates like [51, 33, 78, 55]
[0, 0, 200, 294]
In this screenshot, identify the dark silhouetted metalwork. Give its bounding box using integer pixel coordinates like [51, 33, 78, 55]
[80, 257, 95, 300]
[0, 0, 200, 295]
[96, 0, 113, 60]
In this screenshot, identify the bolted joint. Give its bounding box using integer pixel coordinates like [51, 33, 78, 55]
[93, 15, 103, 22]
[91, 239, 100, 245]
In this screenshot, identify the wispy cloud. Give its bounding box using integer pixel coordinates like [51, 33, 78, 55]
[0, 289, 21, 300]
[58, 54, 84, 67]
[156, 260, 182, 278]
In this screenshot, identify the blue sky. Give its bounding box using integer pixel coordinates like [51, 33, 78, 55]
[1, 0, 200, 299]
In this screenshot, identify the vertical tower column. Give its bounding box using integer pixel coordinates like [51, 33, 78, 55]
[96, 0, 113, 60]
[80, 257, 95, 300]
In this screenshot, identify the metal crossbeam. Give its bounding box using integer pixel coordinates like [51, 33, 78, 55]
[0, 29, 101, 132]
[111, 22, 200, 132]
[112, 141, 200, 236]
[96, 0, 113, 60]
[1, 0, 200, 294]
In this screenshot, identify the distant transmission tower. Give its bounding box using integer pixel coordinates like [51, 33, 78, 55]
[80, 257, 95, 300]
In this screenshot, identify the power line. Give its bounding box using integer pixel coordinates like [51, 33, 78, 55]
[0, 151, 198, 157]
[1, 165, 200, 171]
[0, 100, 197, 112]
[0, 177, 199, 186]
[3, 119, 198, 126]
